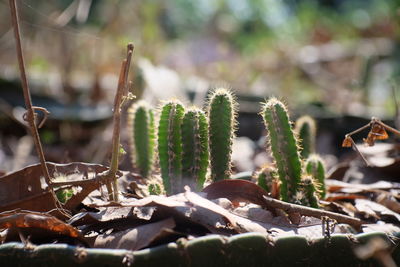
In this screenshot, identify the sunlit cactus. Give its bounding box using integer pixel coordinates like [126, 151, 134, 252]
[207, 88, 237, 181]
[181, 108, 209, 190]
[295, 115, 316, 159]
[299, 175, 319, 208]
[157, 100, 185, 194]
[254, 165, 279, 198]
[305, 154, 326, 198]
[261, 98, 302, 202]
[127, 100, 155, 178]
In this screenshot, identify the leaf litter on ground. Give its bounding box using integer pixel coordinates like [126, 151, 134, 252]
[1, 153, 400, 251]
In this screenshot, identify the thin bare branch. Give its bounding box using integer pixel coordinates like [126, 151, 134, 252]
[106, 43, 134, 201]
[349, 137, 370, 166]
[9, 0, 51, 185]
[263, 196, 364, 229]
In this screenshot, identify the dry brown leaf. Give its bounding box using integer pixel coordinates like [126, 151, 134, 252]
[342, 136, 353, 147]
[355, 199, 400, 223]
[0, 162, 109, 214]
[202, 179, 270, 208]
[93, 218, 176, 251]
[0, 210, 84, 243]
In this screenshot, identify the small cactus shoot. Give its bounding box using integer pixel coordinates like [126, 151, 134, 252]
[207, 88, 237, 181]
[305, 154, 326, 198]
[255, 165, 279, 198]
[295, 115, 316, 159]
[127, 101, 155, 178]
[300, 176, 319, 208]
[261, 98, 302, 202]
[157, 100, 185, 194]
[181, 108, 209, 190]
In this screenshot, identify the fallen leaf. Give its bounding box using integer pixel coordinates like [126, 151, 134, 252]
[93, 218, 176, 251]
[202, 179, 270, 208]
[355, 199, 400, 223]
[0, 162, 109, 215]
[0, 210, 85, 245]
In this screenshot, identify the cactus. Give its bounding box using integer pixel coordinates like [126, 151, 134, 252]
[207, 88, 237, 181]
[305, 154, 326, 198]
[261, 98, 302, 202]
[299, 176, 319, 208]
[254, 165, 279, 198]
[157, 100, 185, 194]
[295, 115, 316, 159]
[148, 182, 162, 195]
[181, 108, 209, 190]
[127, 101, 156, 178]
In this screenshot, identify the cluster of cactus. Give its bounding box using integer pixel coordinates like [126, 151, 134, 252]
[259, 98, 326, 207]
[128, 88, 237, 195]
[128, 90, 325, 207]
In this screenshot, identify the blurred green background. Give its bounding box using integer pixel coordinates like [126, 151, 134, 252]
[0, 0, 399, 113]
[0, 0, 399, 170]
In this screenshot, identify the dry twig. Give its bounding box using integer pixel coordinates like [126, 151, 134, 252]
[263, 195, 364, 229]
[9, 0, 51, 185]
[105, 44, 134, 201]
[342, 117, 400, 166]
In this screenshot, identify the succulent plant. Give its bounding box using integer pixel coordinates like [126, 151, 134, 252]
[254, 165, 279, 198]
[148, 182, 162, 195]
[305, 154, 326, 198]
[261, 98, 302, 202]
[127, 100, 156, 178]
[157, 100, 185, 194]
[207, 88, 237, 181]
[181, 108, 209, 190]
[299, 175, 319, 208]
[295, 115, 316, 159]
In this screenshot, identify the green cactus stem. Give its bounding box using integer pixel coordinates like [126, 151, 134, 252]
[207, 88, 237, 181]
[261, 98, 302, 202]
[157, 100, 185, 195]
[148, 182, 162, 195]
[295, 115, 316, 159]
[181, 108, 209, 190]
[299, 176, 319, 208]
[127, 101, 156, 178]
[254, 165, 279, 198]
[305, 154, 326, 198]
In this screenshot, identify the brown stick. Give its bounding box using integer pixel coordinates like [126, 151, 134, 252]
[8, 0, 51, 186]
[263, 195, 364, 229]
[106, 44, 134, 201]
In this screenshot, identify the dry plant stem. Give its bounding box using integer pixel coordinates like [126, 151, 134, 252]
[375, 120, 400, 136]
[344, 117, 400, 166]
[106, 44, 134, 202]
[8, 0, 51, 186]
[348, 137, 370, 166]
[263, 196, 364, 229]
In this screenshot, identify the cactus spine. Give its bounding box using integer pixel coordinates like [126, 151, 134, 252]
[261, 98, 302, 202]
[305, 154, 326, 198]
[157, 100, 185, 194]
[181, 108, 209, 190]
[207, 88, 237, 181]
[295, 115, 316, 159]
[128, 101, 155, 178]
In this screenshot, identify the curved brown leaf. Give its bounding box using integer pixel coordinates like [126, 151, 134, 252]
[0, 211, 82, 239]
[202, 179, 269, 208]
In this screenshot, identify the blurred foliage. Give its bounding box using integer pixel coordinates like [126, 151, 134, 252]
[0, 0, 399, 115]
